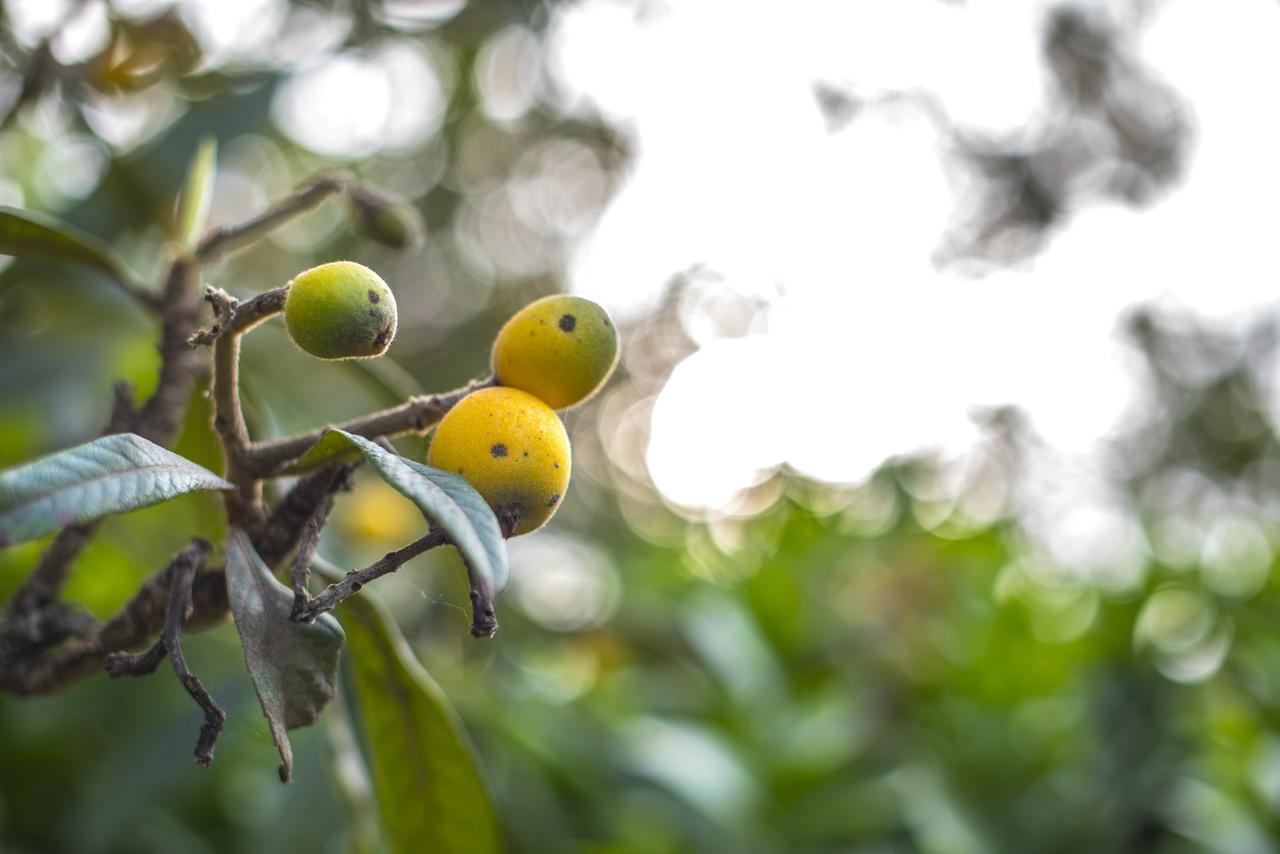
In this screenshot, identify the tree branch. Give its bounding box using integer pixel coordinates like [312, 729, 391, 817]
[188, 286, 288, 348]
[209, 296, 266, 528]
[241, 375, 498, 477]
[138, 257, 204, 445]
[254, 463, 357, 567]
[196, 174, 348, 265]
[104, 538, 226, 767]
[288, 488, 338, 620]
[293, 531, 447, 623]
[0, 549, 230, 696]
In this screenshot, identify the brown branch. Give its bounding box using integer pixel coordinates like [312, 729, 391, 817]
[293, 531, 447, 623]
[103, 539, 225, 767]
[188, 286, 288, 348]
[210, 304, 266, 528]
[196, 174, 348, 265]
[0, 551, 230, 696]
[138, 257, 204, 445]
[288, 488, 338, 619]
[4, 525, 96, 626]
[254, 463, 357, 567]
[241, 375, 498, 477]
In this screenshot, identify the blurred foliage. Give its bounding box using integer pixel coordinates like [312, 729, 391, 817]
[3, 1, 1280, 853]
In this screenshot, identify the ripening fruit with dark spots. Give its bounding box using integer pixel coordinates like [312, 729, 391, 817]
[284, 261, 397, 360]
[427, 387, 571, 536]
[491, 295, 619, 410]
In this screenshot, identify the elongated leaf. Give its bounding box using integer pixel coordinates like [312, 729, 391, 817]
[176, 136, 217, 250]
[225, 529, 346, 783]
[343, 593, 502, 854]
[0, 433, 233, 546]
[312, 429, 508, 636]
[0, 206, 136, 284]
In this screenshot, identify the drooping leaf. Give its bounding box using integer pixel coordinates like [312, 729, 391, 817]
[0, 206, 137, 285]
[176, 136, 217, 250]
[224, 529, 346, 783]
[401, 457, 508, 602]
[0, 433, 233, 546]
[307, 429, 508, 636]
[342, 593, 502, 854]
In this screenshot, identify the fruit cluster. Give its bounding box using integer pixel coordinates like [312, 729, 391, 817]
[284, 261, 620, 535]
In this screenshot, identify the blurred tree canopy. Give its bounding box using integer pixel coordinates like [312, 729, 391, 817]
[4, 2, 1280, 853]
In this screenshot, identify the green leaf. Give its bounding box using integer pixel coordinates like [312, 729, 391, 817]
[0, 433, 233, 546]
[0, 205, 137, 286]
[306, 429, 508, 636]
[176, 136, 217, 250]
[225, 529, 346, 783]
[279, 430, 363, 476]
[343, 593, 502, 854]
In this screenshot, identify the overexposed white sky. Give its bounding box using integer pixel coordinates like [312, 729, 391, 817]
[548, 0, 1280, 511]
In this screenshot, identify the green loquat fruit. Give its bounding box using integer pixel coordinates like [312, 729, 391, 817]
[284, 261, 397, 360]
[427, 386, 571, 536]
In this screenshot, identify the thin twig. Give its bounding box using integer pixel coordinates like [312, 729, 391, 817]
[289, 491, 337, 619]
[188, 286, 288, 348]
[241, 375, 498, 476]
[294, 531, 447, 623]
[103, 539, 225, 766]
[196, 174, 348, 264]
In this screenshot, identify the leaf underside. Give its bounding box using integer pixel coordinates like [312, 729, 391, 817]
[343, 593, 502, 854]
[0, 433, 233, 546]
[225, 529, 346, 783]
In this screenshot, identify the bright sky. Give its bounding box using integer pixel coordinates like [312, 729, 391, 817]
[548, 0, 1280, 516]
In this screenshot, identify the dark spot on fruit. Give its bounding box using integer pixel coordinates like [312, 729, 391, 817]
[546, 493, 560, 508]
[553, 461, 560, 469]
[522, 450, 529, 457]
[372, 326, 390, 348]
[458, 468, 464, 475]
[490, 443, 508, 458]
[368, 290, 380, 304]
[368, 308, 378, 317]
[559, 314, 576, 332]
